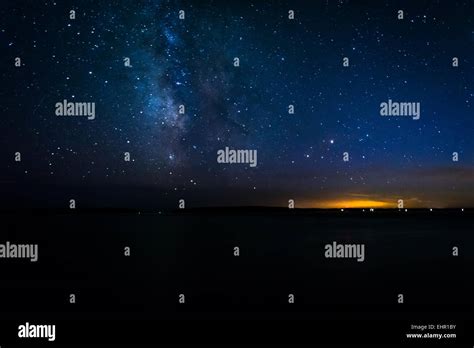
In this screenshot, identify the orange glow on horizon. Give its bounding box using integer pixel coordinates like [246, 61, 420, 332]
[308, 199, 395, 209]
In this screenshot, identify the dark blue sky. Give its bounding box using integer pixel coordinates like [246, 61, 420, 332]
[1, 0, 473, 208]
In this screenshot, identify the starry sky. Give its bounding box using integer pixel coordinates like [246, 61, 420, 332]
[1, 0, 473, 209]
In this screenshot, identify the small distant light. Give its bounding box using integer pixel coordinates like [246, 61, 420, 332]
[341, 209, 344, 212]
[461, 208, 464, 212]
[405, 209, 407, 212]
[430, 208, 433, 211]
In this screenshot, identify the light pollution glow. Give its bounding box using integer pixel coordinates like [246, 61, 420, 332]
[311, 199, 394, 209]
[295, 195, 401, 209]
[294, 193, 438, 209]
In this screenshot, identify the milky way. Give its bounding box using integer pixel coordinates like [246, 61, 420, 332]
[1, 0, 473, 208]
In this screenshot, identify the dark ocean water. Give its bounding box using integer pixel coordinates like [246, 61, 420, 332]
[0, 209, 472, 344]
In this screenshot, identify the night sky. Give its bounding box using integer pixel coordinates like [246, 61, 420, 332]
[1, 0, 473, 209]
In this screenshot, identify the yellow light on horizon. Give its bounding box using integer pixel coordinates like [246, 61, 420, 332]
[310, 199, 394, 209]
